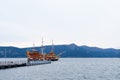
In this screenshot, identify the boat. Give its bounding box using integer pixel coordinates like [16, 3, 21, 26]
[26, 40, 60, 65]
[46, 40, 59, 61]
[46, 51, 59, 61]
[26, 40, 51, 66]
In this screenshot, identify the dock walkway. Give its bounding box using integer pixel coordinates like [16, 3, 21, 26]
[0, 61, 27, 69]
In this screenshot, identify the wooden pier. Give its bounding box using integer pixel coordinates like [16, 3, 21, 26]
[0, 61, 27, 69]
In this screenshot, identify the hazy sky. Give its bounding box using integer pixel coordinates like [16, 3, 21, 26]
[0, 0, 120, 48]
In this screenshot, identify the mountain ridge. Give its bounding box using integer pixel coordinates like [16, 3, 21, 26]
[0, 44, 120, 58]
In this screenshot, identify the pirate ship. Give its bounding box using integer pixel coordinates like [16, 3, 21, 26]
[26, 40, 59, 65]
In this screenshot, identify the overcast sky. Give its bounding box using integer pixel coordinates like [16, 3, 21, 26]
[0, 0, 120, 48]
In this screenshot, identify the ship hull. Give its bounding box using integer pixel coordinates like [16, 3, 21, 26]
[51, 59, 59, 61]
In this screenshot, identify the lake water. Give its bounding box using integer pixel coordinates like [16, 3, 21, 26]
[0, 58, 120, 80]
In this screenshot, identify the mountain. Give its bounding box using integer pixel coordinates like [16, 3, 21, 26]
[0, 44, 120, 58]
[0, 46, 26, 58]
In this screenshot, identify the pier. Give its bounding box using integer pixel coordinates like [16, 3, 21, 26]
[0, 60, 51, 70]
[0, 61, 27, 69]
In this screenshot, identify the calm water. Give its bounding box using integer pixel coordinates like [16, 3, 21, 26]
[0, 58, 120, 80]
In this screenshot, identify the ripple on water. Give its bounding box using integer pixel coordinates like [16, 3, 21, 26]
[0, 58, 120, 80]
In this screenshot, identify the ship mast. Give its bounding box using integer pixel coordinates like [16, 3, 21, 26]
[41, 38, 44, 54]
[51, 40, 54, 52]
[41, 38, 45, 60]
[32, 43, 35, 51]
